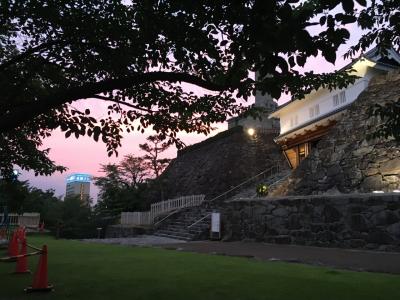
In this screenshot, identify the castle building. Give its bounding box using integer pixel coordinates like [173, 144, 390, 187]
[227, 73, 280, 133]
[65, 173, 91, 204]
[269, 47, 400, 169]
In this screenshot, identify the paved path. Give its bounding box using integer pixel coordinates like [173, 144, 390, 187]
[159, 241, 400, 274]
[81, 237, 400, 274]
[82, 235, 187, 246]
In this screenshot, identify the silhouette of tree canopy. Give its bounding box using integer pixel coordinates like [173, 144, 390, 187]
[139, 136, 172, 179]
[94, 154, 156, 215]
[1, 0, 398, 177]
[139, 135, 172, 200]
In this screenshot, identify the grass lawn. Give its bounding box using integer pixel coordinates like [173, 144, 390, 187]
[1, 235, 400, 300]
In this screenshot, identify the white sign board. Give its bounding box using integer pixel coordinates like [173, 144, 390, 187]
[211, 212, 220, 233]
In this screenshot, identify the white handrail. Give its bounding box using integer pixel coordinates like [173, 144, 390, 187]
[187, 213, 211, 229]
[269, 173, 291, 188]
[153, 209, 180, 227]
[208, 164, 281, 202]
[1, 213, 40, 227]
[120, 194, 205, 226]
[156, 163, 285, 228]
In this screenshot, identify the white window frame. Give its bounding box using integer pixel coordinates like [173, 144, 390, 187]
[309, 107, 314, 118]
[309, 104, 320, 119]
[340, 91, 346, 104]
[290, 115, 299, 128]
[333, 94, 339, 107]
[314, 104, 320, 116]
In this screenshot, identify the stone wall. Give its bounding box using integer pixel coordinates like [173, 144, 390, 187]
[221, 193, 400, 251]
[271, 71, 400, 196]
[161, 126, 287, 199]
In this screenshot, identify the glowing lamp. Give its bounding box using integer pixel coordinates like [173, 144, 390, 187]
[247, 128, 255, 136]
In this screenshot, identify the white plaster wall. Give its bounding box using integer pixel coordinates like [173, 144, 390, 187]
[280, 78, 370, 134]
[278, 60, 381, 135]
[271, 57, 400, 135]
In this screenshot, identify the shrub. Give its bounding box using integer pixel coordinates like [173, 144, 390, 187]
[256, 184, 269, 197]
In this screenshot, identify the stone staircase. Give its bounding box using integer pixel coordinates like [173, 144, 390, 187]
[153, 166, 291, 241]
[153, 206, 214, 241]
[230, 169, 291, 199]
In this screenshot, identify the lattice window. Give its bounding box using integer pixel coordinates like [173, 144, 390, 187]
[333, 94, 339, 107]
[340, 91, 346, 104]
[309, 104, 320, 118]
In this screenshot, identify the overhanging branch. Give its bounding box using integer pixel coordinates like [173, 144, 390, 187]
[0, 71, 229, 133]
[93, 95, 155, 113]
[0, 40, 63, 72]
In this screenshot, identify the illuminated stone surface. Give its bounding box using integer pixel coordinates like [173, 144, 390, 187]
[271, 71, 400, 196]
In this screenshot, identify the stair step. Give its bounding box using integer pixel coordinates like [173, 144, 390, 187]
[157, 230, 195, 238]
[166, 221, 209, 228]
[161, 229, 207, 236]
[154, 206, 213, 241]
[152, 168, 289, 241]
[167, 221, 209, 228]
[167, 221, 193, 225]
[154, 232, 193, 241]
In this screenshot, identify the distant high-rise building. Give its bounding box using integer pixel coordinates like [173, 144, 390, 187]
[65, 173, 91, 204]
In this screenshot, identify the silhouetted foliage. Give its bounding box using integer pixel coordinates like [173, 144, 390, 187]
[0, 179, 101, 238]
[139, 135, 172, 200]
[1, 0, 399, 177]
[94, 157, 152, 217]
[94, 139, 172, 216]
[0, 180, 62, 228]
[59, 196, 96, 239]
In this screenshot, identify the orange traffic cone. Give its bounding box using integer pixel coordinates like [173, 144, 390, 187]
[17, 227, 26, 240]
[39, 222, 45, 232]
[7, 231, 18, 257]
[25, 245, 53, 293]
[16, 227, 22, 240]
[15, 238, 30, 274]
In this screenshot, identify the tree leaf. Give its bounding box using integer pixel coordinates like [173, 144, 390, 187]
[296, 55, 307, 67]
[341, 0, 354, 13]
[322, 48, 336, 64]
[320, 15, 326, 26]
[355, 0, 367, 6]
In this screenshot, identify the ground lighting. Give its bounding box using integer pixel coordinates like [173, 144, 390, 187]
[247, 128, 255, 136]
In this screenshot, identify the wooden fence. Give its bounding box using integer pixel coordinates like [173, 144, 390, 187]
[121, 194, 205, 226]
[1, 213, 40, 228]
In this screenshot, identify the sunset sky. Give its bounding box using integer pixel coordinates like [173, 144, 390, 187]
[19, 36, 359, 202]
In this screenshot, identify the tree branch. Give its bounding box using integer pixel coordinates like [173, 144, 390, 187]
[0, 40, 63, 72]
[0, 71, 228, 133]
[93, 95, 155, 113]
